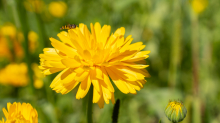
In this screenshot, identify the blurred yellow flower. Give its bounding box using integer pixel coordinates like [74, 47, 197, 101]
[0, 36, 11, 60]
[32, 63, 44, 89]
[24, 0, 45, 13]
[0, 24, 16, 38]
[191, 0, 208, 14]
[0, 24, 24, 60]
[0, 102, 38, 123]
[39, 22, 150, 108]
[48, 1, 67, 18]
[0, 63, 28, 87]
[28, 31, 39, 53]
[33, 79, 44, 89]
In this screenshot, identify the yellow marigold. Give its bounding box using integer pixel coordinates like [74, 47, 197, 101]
[0, 102, 38, 123]
[48, 1, 67, 18]
[28, 31, 39, 53]
[0, 63, 28, 86]
[39, 22, 150, 108]
[191, 0, 208, 14]
[0, 24, 16, 38]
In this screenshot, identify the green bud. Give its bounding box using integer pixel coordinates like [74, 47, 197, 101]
[165, 100, 187, 123]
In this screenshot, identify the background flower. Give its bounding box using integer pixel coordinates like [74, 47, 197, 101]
[191, 0, 208, 14]
[0, 63, 28, 86]
[48, 1, 67, 18]
[0, 102, 38, 123]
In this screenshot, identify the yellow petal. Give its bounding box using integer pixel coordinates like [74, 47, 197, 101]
[50, 68, 70, 88]
[97, 95, 104, 108]
[93, 86, 101, 103]
[95, 67, 103, 80]
[39, 54, 62, 61]
[111, 92, 115, 104]
[82, 50, 92, 60]
[94, 22, 102, 43]
[127, 51, 150, 62]
[76, 75, 92, 99]
[102, 85, 111, 104]
[99, 25, 111, 47]
[44, 61, 66, 68]
[124, 82, 137, 94]
[83, 25, 91, 49]
[43, 68, 64, 75]
[120, 62, 149, 69]
[68, 29, 83, 51]
[61, 80, 79, 94]
[105, 67, 129, 94]
[101, 67, 114, 92]
[61, 58, 81, 68]
[75, 71, 89, 82]
[90, 69, 100, 92]
[57, 31, 74, 47]
[114, 27, 125, 36]
[2, 108, 8, 119]
[50, 37, 78, 58]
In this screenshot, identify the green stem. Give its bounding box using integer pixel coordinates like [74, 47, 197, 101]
[16, 0, 35, 95]
[35, 13, 46, 50]
[191, 11, 201, 123]
[9, 0, 35, 95]
[87, 85, 93, 123]
[158, 119, 161, 123]
[168, 0, 181, 89]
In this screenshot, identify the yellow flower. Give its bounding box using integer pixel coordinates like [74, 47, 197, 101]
[0, 35, 11, 60]
[0, 24, 16, 38]
[28, 31, 39, 53]
[0, 102, 38, 123]
[39, 22, 150, 108]
[24, 0, 45, 13]
[32, 63, 44, 89]
[0, 63, 28, 87]
[191, 0, 208, 14]
[165, 100, 187, 123]
[48, 1, 67, 18]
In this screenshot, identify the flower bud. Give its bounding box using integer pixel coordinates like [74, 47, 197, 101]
[165, 100, 187, 123]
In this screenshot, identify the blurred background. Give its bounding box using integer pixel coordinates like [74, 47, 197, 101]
[0, 0, 219, 123]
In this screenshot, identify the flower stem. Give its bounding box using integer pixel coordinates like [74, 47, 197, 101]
[10, 0, 35, 95]
[112, 99, 120, 123]
[87, 85, 93, 123]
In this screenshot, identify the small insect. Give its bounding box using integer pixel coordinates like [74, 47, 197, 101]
[60, 24, 77, 30]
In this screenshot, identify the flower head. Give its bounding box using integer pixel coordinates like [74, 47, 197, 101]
[0, 102, 38, 123]
[48, 1, 67, 18]
[191, 0, 208, 14]
[39, 22, 150, 108]
[165, 100, 187, 123]
[0, 23, 16, 38]
[0, 63, 28, 86]
[28, 31, 39, 53]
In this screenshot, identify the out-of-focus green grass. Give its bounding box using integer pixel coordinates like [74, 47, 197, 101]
[0, 0, 220, 123]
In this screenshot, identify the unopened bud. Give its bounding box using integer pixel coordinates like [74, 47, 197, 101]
[165, 100, 187, 123]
